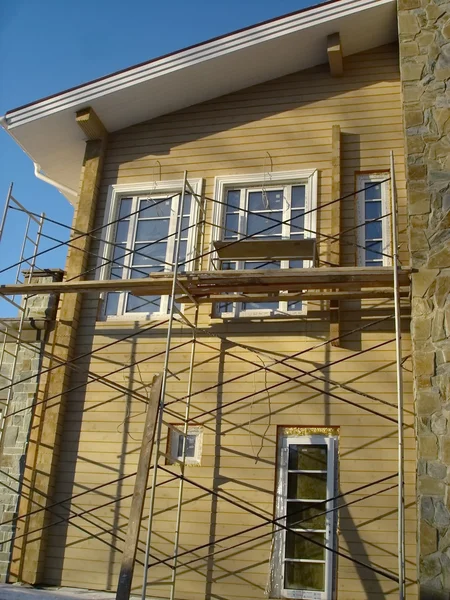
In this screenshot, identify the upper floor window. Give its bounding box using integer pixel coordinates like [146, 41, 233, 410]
[211, 170, 318, 318]
[272, 434, 338, 599]
[100, 180, 202, 319]
[356, 173, 391, 267]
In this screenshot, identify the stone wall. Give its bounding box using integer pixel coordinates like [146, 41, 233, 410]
[398, 0, 450, 597]
[0, 270, 62, 582]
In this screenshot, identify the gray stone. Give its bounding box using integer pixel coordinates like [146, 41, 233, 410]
[429, 461, 448, 479]
[423, 496, 436, 522]
[421, 553, 442, 580]
[435, 501, 450, 528]
[432, 413, 448, 435]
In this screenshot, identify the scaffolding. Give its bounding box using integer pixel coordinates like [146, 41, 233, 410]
[0, 183, 44, 445]
[0, 157, 410, 599]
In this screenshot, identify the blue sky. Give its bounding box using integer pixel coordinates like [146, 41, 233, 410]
[0, 0, 315, 315]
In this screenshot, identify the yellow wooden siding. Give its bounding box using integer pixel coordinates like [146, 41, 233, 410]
[42, 44, 417, 599]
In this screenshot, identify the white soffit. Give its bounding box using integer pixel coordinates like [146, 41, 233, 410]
[1, 0, 397, 201]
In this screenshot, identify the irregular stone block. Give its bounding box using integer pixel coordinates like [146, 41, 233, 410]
[418, 388, 441, 415]
[421, 520, 439, 554]
[421, 435, 439, 459]
[421, 552, 442, 580]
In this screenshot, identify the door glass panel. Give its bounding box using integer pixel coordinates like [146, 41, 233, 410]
[285, 531, 325, 560]
[365, 201, 382, 220]
[285, 562, 325, 591]
[289, 445, 327, 471]
[288, 473, 327, 500]
[287, 502, 326, 529]
[364, 182, 382, 200]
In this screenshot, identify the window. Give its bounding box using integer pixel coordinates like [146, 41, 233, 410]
[356, 174, 391, 267]
[168, 426, 203, 466]
[272, 434, 337, 599]
[100, 180, 202, 319]
[212, 171, 318, 318]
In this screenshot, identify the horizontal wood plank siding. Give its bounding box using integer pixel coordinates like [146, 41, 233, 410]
[43, 44, 417, 599]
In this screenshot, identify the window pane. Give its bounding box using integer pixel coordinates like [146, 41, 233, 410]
[365, 240, 383, 263]
[288, 473, 327, 500]
[288, 300, 303, 311]
[176, 240, 188, 271]
[226, 190, 240, 210]
[291, 186, 306, 208]
[182, 194, 192, 214]
[126, 293, 161, 313]
[224, 214, 239, 239]
[287, 502, 326, 529]
[140, 198, 172, 218]
[136, 219, 170, 241]
[244, 261, 280, 270]
[289, 260, 304, 269]
[285, 531, 325, 560]
[119, 198, 132, 219]
[285, 561, 325, 591]
[133, 242, 168, 265]
[248, 190, 284, 211]
[365, 221, 382, 240]
[289, 445, 327, 471]
[365, 201, 382, 220]
[113, 245, 127, 265]
[105, 292, 120, 316]
[290, 211, 305, 235]
[364, 182, 382, 200]
[247, 213, 282, 237]
[185, 435, 197, 457]
[181, 216, 191, 235]
[115, 220, 130, 243]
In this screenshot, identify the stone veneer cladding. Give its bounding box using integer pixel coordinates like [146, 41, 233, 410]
[398, 0, 450, 596]
[0, 271, 62, 582]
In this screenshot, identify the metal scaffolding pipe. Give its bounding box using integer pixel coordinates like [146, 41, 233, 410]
[170, 305, 198, 600]
[391, 150, 405, 599]
[141, 171, 189, 599]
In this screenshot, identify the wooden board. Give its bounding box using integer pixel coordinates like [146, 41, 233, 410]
[213, 239, 316, 260]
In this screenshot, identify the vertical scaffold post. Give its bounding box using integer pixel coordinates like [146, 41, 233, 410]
[170, 303, 199, 600]
[390, 151, 405, 599]
[141, 171, 189, 599]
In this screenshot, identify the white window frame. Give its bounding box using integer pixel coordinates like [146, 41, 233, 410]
[168, 425, 203, 466]
[356, 173, 392, 267]
[272, 434, 337, 600]
[211, 170, 318, 318]
[98, 179, 203, 320]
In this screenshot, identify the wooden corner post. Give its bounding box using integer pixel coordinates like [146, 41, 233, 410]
[330, 124, 342, 346]
[9, 108, 108, 583]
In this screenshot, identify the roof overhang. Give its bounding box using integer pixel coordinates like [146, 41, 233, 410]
[1, 0, 397, 204]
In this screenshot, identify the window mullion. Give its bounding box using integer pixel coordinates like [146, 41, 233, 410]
[120, 195, 138, 316]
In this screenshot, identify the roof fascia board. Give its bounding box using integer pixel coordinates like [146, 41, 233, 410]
[4, 0, 394, 129]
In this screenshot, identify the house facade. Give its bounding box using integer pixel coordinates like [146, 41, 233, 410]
[0, 0, 449, 598]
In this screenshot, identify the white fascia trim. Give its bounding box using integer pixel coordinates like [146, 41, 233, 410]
[3, 0, 394, 129]
[97, 178, 203, 282]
